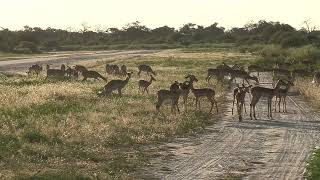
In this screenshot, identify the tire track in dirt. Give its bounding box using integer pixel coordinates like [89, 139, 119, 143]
[141, 73, 320, 180]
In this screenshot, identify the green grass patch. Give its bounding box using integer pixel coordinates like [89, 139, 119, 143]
[0, 99, 85, 120]
[0, 134, 21, 160]
[307, 148, 320, 179]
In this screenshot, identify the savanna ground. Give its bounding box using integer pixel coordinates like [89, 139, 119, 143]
[0, 48, 257, 179]
[1, 47, 320, 179]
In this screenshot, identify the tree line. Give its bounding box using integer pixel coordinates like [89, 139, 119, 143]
[0, 20, 319, 53]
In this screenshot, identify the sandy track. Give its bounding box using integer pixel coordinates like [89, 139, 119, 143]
[0, 50, 158, 71]
[141, 73, 320, 179]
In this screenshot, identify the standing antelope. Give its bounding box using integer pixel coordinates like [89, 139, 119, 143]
[155, 81, 181, 113]
[191, 83, 218, 113]
[179, 74, 198, 110]
[274, 80, 294, 113]
[233, 84, 252, 121]
[98, 72, 132, 97]
[232, 84, 252, 116]
[138, 65, 156, 77]
[250, 79, 286, 120]
[138, 75, 156, 94]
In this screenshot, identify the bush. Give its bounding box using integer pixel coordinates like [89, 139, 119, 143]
[286, 45, 320, 63]
[237, 44, 265, 53]
[280, 32, 307, 48]
[14, 41, 40, 53]
[43, 40, 60, 51]
[259, 44, 284, 58]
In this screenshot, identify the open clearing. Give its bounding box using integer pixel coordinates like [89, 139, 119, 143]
[0, 49, 319, 179]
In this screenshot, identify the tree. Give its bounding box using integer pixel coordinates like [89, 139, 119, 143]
[302, 19, 317, 34]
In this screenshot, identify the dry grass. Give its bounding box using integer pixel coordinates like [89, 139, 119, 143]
[0, 49, 252, 179]
[295, 78, 320, 107]
[295, 79, 320, 180]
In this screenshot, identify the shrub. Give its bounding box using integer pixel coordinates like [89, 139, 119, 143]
[280, 32, 307, 48]
[287, 45, 320, 63]
[259, 44, 285, 60]
[14, 41, 40, 53]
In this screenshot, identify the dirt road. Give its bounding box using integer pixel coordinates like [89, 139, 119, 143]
[141, 74, 320, 179]
[0, 50, 158, 71]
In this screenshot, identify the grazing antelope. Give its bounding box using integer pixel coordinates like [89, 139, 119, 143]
[229, 69, 259, 85]
[250, 79, 286, 120]
[81, 70, 107, 82]
[138, 65, 156, 77]
[98, 72, 132, 97]
[248, 65, 262, 77]
[190, 83, 218, 113]
[274, 80, 294, 113]
[138, 75, 156, 94]
[45, 64, 66, 79]
[232, 84, 252, 116]
[312, 72, 320, 84]
[155, 81, 181, 113]
[179, 74, 199, 110]
[27, 64, 42, 77]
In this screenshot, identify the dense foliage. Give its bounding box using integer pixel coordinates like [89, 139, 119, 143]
[0, 20, 320, 53]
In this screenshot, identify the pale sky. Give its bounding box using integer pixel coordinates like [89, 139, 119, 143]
[0, 0, 319, 31]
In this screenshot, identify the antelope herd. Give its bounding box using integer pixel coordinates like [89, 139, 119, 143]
[23, 60, 320, 121]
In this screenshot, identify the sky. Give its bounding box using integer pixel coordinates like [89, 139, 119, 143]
[0, 0, 319, 31]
